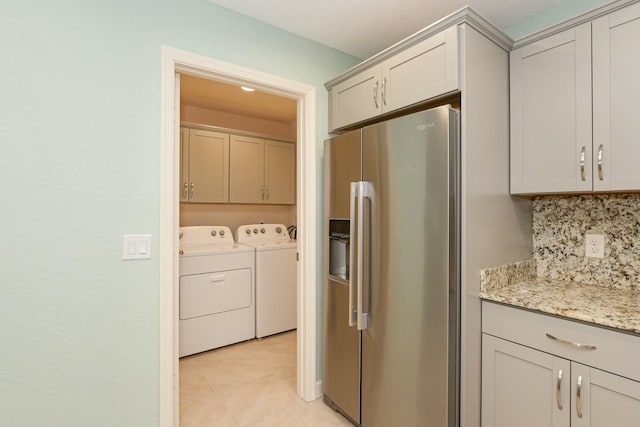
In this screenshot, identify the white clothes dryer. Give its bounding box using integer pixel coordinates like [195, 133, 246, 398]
[179, 226, 255, 357]
[236, 224, 297, 338]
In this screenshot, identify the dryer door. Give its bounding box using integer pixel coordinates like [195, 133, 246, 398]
[180, 268, 252, 319]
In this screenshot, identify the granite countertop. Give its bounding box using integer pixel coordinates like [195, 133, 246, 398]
[479, 260, 640, 335]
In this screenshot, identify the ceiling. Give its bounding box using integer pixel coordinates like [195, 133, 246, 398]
[180, 74, 297, 123]
[185, 1, 577, 123]
[207, 0, 568, 59]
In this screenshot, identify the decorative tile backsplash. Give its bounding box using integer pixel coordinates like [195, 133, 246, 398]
[533, 194, 640, 290]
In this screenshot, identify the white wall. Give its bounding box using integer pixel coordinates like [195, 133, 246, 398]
[0, 1, 359, 425]
[180, 203, 296, 233]
[181, 104, 297, 140]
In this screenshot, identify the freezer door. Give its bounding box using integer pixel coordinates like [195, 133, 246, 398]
[360, 106, 459, 426]
[322, 276, 361, 423]
[322, 130, 362, 423]
[325, 130, 362, 219]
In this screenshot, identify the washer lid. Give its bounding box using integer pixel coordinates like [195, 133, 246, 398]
[179, 242, 254, 256]
[252, 240, 298, 251]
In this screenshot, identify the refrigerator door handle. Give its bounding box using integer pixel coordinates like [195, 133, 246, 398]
[357, 181, 373, 330]
[348, 182, 358, 327]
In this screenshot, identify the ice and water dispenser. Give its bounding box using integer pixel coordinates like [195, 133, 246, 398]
[328, 219, 350, 281]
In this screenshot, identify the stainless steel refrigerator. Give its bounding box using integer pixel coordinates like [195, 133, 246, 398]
[323, 105, 460, 427]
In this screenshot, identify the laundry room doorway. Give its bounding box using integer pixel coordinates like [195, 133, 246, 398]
[159, 46, 318, 427]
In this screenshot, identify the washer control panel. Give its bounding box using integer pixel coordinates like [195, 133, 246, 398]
[179, 226, 234, 247]
[236, 224, 290, 243]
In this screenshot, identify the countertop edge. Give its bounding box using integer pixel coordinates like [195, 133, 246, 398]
[480, 290, 640, 336]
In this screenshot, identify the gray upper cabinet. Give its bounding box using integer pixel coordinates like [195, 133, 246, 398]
[510, 23, 592, 194]
[180, 125, 296, 205]
[511, 2, 640, 194]
[329, 66, 382, 131]
[264, 140, 296, 204]
[180, 128, 230, 203]
[229, 135, 296, 205]
[592, 3, 640, 192]
[328, 26, 459, 131]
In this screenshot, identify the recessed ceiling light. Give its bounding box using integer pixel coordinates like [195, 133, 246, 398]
[241, 86, 255, 92]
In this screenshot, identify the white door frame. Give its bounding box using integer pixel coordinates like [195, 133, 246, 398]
[159, 46, 318, 427]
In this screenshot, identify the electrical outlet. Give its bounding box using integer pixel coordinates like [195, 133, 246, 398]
[585, 233, 605, 259]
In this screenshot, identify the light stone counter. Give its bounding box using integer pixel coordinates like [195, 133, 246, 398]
[480, 260, 640, 335]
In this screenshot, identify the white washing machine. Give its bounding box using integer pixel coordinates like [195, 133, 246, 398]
[236, 224, 297, 338]
[179, 226, 255, 357]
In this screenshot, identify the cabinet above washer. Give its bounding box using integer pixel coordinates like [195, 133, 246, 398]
[180, 124, 296, 205]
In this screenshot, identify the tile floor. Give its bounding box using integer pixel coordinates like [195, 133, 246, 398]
[179, 331, 353, 427]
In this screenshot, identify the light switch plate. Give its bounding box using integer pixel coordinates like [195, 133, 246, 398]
[122, 234, 152, 260]
[585, 233, 605, 259]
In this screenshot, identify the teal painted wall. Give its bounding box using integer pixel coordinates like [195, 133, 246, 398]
[503, 0, 617, 40]
[0, 1, 358, 425]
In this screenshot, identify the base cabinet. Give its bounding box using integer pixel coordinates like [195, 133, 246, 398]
[482, 302, 640, 427]
[482, 334, 640, 427]
[482, 334, 569, 427]
[571, 363, 640, 427]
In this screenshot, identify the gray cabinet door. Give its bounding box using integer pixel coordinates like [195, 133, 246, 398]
[188, 129, 230, 203]
[382, 25, 459, 113]
[264, 139, 295, 204]
[571, 363, 640, 427]
[180, 127, 189, 202]
[229, 135, 264, 204]
[330, 66, 382, 131]
[592, 2, 640, 191]
[510, 23, 592, 194]
[482, 334, 570, 427]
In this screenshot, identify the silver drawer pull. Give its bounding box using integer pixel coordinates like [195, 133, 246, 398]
[576, 375, 583, 418]
[373, 81, 379, 108]
[579, 146, 586, 181]
[556, 369, 563, 410]
[597, 144, 604, 181]
[381, 77, 387, 106]
[546, 333, 596, 350]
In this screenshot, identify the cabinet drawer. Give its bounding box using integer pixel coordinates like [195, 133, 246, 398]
[482, 301, 640, 381]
